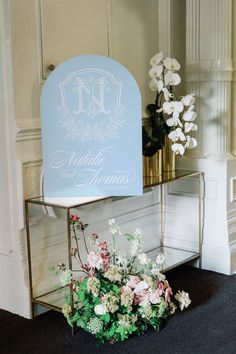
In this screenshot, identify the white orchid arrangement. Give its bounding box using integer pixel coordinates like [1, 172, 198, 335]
[57, 215, 191, 344]
[143, 52, 197, 157]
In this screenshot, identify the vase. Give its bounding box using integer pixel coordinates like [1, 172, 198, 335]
[143, 150, 162, 178]
[162, 137, 176, 173]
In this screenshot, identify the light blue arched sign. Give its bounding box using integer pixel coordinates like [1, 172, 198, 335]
[40, 55, 142, 197]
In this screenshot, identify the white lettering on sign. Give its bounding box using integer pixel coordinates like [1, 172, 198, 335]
[50, 147, 135, 188]
[73, 76, 110, 118]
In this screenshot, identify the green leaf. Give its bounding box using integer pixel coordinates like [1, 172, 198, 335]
[77, 318, 86, 329]
[77, 290, 85, 301]
[102, 313, 110, 323]
[124, 233, 134, 241]
[112, 284, 119, 294]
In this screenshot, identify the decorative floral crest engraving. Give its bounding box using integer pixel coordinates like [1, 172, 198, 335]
[59, 69, 125, 141]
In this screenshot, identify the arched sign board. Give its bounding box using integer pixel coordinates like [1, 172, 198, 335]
[40, 55, 143, 197]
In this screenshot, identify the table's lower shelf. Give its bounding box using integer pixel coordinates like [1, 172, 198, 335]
[146, 245, 200, 272]
[32, 246, 200, 312]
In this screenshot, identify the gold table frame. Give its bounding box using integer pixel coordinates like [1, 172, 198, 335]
[25, 169, 204, 319]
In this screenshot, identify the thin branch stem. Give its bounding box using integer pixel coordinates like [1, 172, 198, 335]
[82, 229, 89, 255]
[72, 224, 84, 267]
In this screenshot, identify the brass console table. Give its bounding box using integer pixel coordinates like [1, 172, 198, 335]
[25, 169, 204, 318]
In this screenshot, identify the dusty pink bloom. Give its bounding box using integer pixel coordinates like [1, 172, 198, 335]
[134, 281, 149, 297]
[165, 286, 173, 303]
[101, 253, 110, 271]
[149, 291, 161, 304]
[71, 214, 79, 222]
[87, 252, 103, 270]
[126, 275, 140, 289]
[98, 241, 108, 252]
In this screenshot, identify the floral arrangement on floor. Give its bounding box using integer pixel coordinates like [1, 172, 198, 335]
[142, 52, 198, 157]
[57, 215, 191, 344]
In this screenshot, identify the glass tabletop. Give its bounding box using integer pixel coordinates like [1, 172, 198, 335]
[25, 169, 201, 208]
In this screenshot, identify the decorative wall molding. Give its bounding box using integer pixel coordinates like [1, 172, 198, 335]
[158, 0, 173, 56]
[22, 160, 42, 199]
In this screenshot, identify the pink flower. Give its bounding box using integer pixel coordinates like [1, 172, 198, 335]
[89, 269, 96, 277]
[71, 215, 79, 222]
[149, 291, 161, 304]
[101, 253, 110, 271]
[156, 280, 164, 295]
[87, 252, 103, 270]
[126, 275, 140, 289]
[82, 263, 90, 272]
[133, 294, 142, 305]
[165, 286, 173, 303]
[134, 281, 149, 297]
[98, 241, 108, 253]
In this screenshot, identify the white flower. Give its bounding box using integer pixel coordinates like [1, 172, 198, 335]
[108, 218, 121, 235]
[149, 79, 159, 92]
[181, 94, 195, 106]
[138, 253, 149, 265]
[166, 116, 183, 128]
[174, 290, 191, 311]
[94, 304, 107, 316]
[184, 122, 198, 133]
[60, 269, 73, 286]
[163, 57, 181, 71]
[151, 263, 160, 275]
[164, 71, 181, 86]
[148, 65, 163, 79]
[126, 275, 140, 288]
[104, 265, 122, 282]
[150, 52, 164, 67]
[162, 87, 173, 101]
[168, 128, 186, 142]
[134, 281, 149, 296]
[149, 291, 161, 304]
[185, 136, 197, 149]
[157, 80, 164, 93]
[134, 228, 142, 238]
[163, 101, 184, 117]
[116, 253, 129, 269]
[183, 108, 197, 122]
[87, 251, 103, 270]
[156, 253, 166, 265]
[171, 143, 185, 156]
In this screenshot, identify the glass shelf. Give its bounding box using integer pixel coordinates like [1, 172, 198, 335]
[32, 247, 200, 312]
[33, 286, 70, 312]
[146, 246, 200, 273]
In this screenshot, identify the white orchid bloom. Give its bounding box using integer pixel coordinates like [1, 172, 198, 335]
[171, 143, 185, 156]
[185, 136, 197, 149]
[168, 128, 186, 142]
[163, 57, 181, 71]
[183, 109, 197, 122]
[166, 116, 183, 127]
[148, 65, 163, 79]
[184, 122, 198, 133]
[164, 71, 181, 86]
[150, 52, 164, 67]
[162, 101, 184, 116]
[162, 87, 172, 101]
[157, 80, 164, 93]
[181, 94, 195, 106]
[149, 79, 159, 92]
